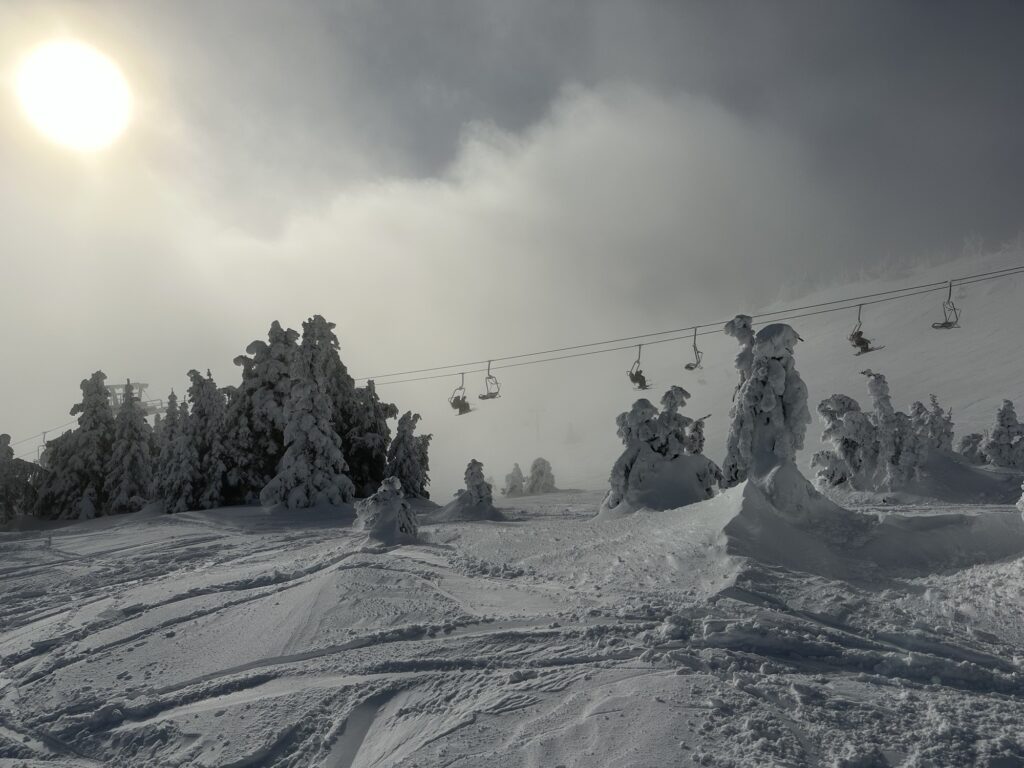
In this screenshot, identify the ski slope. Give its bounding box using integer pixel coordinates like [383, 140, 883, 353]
[3, 250, 1024, 767]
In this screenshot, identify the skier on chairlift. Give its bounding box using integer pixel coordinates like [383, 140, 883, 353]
[849, 328, 874, 355]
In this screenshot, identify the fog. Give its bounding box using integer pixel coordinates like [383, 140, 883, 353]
[2, 1, 1021, 495]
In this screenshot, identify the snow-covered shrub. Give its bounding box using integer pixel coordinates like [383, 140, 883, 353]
[723, 324, 810, 482]
[104, 380, 153, 515]
[259, 348, 356, 509]
[956, 433, 987, 465]
[525, 457, 557, 494]
[385, 411, 431, 498]
[356, 476, 417, 541]
[983, 400, 1023, 468]
[34, 371, 115, 519]
[502, 463, 525, 497]
[600, 386, 722, 517]
[440, 459, 503, 521]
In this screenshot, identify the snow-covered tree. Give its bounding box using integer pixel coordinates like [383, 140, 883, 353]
[259, 347, 355, 509]
[983, 400, 1023, 468]
[104, 380, 153, 515]
[723, 324, 810, 482]
[415, 433, 432, 495]
[440, 459, 502, 521]
[219, 322, 301, 503]
[356, 476, 418, 541]
[600, 386, 722, 517]
[345, 380, 399, 497]
[385, 411, 431, 498]
[502, 463, 525, 497]
[185, 370, 228, 509]
[1017, 481, 1024, 517]
[956, 433, 987, 465]
[525, 457, 557, 495]
[34, 371, 115, 519]
[683, 415, 710, 455]
[861, 369, 927, 489]
[812, 394, 877, 489]
[0, 435, 40, 523]
[724, 314, 755, 386]
[721, 315, 756, 487]
[927, 394, 955, 451]
[154, 391, 197, 514]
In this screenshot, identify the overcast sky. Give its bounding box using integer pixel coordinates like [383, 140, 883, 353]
[1, 1, 1021, 492]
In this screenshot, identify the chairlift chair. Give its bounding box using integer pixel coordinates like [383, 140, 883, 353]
[931, 281, 961, 329]
[848, 304, 883, 355]
[449, 373, 472, 415]
[683, 327, 704, 371]
[627, 344, 651, 390]
[478, 361, 501, 400]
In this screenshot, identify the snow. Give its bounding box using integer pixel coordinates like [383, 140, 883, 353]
[4, 251, 1024, 766]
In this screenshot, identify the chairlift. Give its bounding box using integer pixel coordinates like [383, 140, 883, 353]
[683, 327, 704, 371]
[448, 373, 472, 415]
[931, 281, 961, 329]
[627, 344, 651, 390]
[848, 304, 884, 356]
[478, 361, 501, 400]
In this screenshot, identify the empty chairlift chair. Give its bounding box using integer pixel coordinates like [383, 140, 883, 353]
[683, 327, 704, 371]
[931, 281, 961, 329]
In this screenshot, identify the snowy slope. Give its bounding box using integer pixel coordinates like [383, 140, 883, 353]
[4, 251, 1024, 767]
[3, 480, 1024, 767]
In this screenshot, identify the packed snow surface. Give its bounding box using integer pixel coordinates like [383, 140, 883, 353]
[3, 486, 1024, 767]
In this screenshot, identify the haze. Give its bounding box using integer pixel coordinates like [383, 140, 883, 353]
[2, 1, 1022, 496]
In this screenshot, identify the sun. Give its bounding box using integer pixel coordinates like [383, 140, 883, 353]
[15, 39, 133, 152]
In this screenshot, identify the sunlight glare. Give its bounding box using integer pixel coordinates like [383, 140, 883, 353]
[15, 39, 133, 152]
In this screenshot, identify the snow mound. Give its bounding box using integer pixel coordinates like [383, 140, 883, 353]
[437, 490, 505, 522]
[597, 452, 721, 519]
[724, 463, 1024, 579]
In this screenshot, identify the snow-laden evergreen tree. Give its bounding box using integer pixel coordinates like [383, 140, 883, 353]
[983, 400, 1023, 468]
[861, 370, 927, 488]
[600, 386, 722, 517]
[259, 345, 355, 509]
[154, 391, 193, 513]
[502, 463, 525, 497]
[525, 457, 557, 495]
[244, 321, 301, 486]
[440, 459, 502, 521]
[384, 411, 431, 498]
[415, 433, 432, 495]
[956, 433, 987, 465]
[345, 380, 399, 497]
[159, 397, 198, 514]
[356, 476, 418, 541]
[724, 314, 755, 385]
[185, 369, 228, 509]
[34, 371, 115, 519]
[104, 380, 153, 514]
[927, 394, 955, 451]
[1017, 481, 1024, 517]
[811, 394, 877, 489]
[301, 314, 359, 431]
[683, 415, 709, 455]
[723, 325, 810, 482]
[0, 434, 40, 523]
[220, 360, 264, 505]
